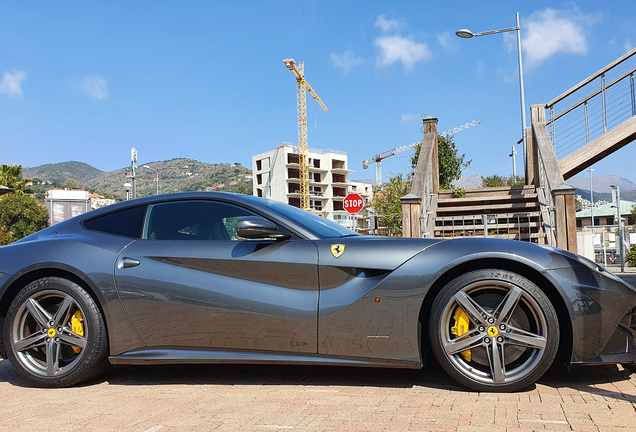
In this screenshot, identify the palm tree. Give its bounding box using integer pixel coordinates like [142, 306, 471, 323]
[0, 165, 31, 192]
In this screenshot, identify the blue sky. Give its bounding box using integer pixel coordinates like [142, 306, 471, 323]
[2, 1, 635, 183]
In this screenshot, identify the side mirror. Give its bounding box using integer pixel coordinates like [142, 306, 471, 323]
[236, 216, 292, 241]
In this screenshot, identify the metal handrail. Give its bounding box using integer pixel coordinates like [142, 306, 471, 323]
[546, 47, 636, 108]
[546, 65, 636, 125]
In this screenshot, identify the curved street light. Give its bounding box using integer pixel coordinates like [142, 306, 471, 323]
[456, 13, 527, 176]
[143, 165, 160, 195]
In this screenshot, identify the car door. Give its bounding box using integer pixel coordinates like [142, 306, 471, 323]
[114, 199, 319, 354]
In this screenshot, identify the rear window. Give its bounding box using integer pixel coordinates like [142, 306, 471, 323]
[82, 206, 147, 238]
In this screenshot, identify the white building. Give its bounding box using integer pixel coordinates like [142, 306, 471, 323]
[252, 144, 372, 227]
[89, 193, 116, 210]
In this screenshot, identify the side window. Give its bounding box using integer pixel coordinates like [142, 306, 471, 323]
[145, 200, 266, 241]
[82, 206, 147, 238]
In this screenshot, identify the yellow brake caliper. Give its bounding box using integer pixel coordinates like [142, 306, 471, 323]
[450, 308, 472, 361]
[71, 310, 84, 354]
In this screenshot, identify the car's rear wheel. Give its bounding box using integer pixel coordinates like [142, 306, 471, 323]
[3, 277, 108, 387]
[429, 269, 559, 392]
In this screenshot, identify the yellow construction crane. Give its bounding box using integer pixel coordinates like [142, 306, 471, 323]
[283, 59, 328, 211]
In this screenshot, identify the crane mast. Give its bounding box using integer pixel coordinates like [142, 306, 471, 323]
[283, 59, 328, 211]
[363, 120, 481, 184]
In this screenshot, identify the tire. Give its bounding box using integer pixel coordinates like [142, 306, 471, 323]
[3, 277, 109, 387]
[429, 269, 559, 392]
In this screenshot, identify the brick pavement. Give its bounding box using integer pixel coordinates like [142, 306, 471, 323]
[2, 359, 636, 432]
[2, 272, 636, 432]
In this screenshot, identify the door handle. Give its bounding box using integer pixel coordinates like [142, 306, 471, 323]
[119, 257, 140, 269]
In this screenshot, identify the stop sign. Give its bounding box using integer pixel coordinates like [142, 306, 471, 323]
[343, 193, 364, 214]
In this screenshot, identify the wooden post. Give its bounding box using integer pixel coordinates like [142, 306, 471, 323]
[553, 184, 578, 252]
[525, 126, 537, 185]
[411, 117, 438, 198]
[529, 105, 546, 186]
[401, 193, 422, 238]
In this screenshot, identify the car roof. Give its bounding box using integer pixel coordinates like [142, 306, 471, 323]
[76, 192, 322, 240]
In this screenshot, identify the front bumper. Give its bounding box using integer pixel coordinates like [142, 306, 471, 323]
[571, 305, 636, 365]
[545, 265, 636, 365]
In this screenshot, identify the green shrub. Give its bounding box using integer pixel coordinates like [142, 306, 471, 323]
[0, 193, 49, 245]
[627, 244, 636, 267]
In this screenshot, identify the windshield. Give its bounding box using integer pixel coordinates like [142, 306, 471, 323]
[242, 195, 359, 239]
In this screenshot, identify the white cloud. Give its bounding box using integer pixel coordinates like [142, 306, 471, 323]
[626, 40, 634, 52]
[401, 114, 420, 123]
[497, 66, 519, 84]
[522, 8, 601, 69]
[375, 35, 432, 72]
[330, 50, 364, 74]
[375, 15, 406, 33]
[503, 32, 516, 54]
[476, 59, 486, 74]
[0, 71, 27, 97]
[73, 75, 109, 99]
[437, 32, 459, 53]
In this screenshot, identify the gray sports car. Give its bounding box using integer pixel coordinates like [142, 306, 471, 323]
[1, 192, 635, 391]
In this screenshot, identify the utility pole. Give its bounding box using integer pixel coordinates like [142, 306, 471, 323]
[509, 145, 518, 177]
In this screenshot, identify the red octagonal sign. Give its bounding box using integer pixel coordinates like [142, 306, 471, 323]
[343, 193, 364, 214]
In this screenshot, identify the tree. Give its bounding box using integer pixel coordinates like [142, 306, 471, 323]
[66, 179, 78, 190]
[0, 164, 31, 192]
[410, 135, 471, 190]
[0, 193, 49, 245]
[369, 173, 411, 236]
[481, 174, 525, 187]
[235, 184, 253, 195]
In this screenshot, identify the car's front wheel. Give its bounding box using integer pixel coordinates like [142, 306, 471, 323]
[3, 277, 109, 387]
[429, 269, 559, 392]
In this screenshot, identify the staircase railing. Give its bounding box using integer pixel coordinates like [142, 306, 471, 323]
[532, 104, 567, 247]
[545, 48, 636, 160]
[536, 154, 557, 246]
[423, 160, 437, 238]
[433, 212, 543, 241]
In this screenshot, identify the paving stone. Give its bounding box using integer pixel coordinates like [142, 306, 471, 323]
[2, 359, 636, 431]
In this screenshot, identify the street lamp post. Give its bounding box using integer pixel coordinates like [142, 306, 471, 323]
[456, 12, 527, 175]
[610, 184, 625, 272]
[143, 165, 160, 195]
[588, 168, 594, 229]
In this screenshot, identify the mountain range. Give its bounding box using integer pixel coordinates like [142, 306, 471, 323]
[23, 159, 252, 200]
[20, 159, 636, 204]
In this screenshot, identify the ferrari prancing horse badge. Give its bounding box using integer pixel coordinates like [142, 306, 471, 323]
[331, 244, 345, 258]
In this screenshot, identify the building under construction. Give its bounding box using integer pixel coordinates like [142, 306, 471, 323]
[252, 143, 372, 228]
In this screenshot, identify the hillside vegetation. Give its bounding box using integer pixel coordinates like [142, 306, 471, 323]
[26, 159, 252, 201]
[23, 161, 103, 184]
